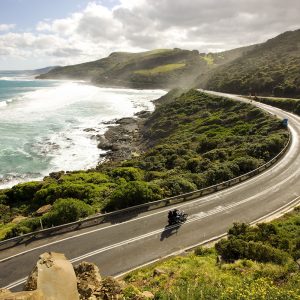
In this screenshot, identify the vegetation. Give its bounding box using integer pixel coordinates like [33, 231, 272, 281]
[124, 207, 300, 299]
[253, 96, 300, 116]
[0, 90, 288, 239]
[206, 29, 300, 98]
[134, 63, 186, 75]
[37, 45, 253, 89]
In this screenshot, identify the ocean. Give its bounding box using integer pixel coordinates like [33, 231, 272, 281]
[0, 71, 165, 188]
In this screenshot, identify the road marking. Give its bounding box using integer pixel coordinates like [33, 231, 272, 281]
[0, 140, 298, 265]
[2, 93, 300, 289]
[3, 195, 300, 290]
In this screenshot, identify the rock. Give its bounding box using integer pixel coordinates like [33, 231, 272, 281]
[24, 252, 79, 300]
[0, 289, 45, 300]
[36, 205, 52, 216]
[141, 291, 155, 299]
[116, 117, 135, 125]
[74, 262, 102, 300]
[135, 111, 151, 118]
[100, 277, 123, 299]
[83, 128, 96, 132]
[24, 265, 38, 291]
[153, 268, 167, 276]
[11, 216, 27, 224]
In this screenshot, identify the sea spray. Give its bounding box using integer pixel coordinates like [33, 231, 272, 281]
[0, 72, 165, 188]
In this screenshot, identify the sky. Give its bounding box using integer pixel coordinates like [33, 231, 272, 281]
[0, 0, 299, 70]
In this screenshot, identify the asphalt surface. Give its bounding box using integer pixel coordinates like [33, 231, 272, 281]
[1, 92, 300, 291]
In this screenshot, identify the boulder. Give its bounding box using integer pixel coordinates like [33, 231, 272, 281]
[36, 205, 52, 216]
[74, 262, 102, 300]
[24, 252, 79, 300]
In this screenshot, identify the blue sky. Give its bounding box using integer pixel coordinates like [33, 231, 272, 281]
[0, 0, 299, 70]
[0, 0, 118, 31]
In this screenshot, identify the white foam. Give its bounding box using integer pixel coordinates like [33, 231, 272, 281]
[0, 82, 166, 188]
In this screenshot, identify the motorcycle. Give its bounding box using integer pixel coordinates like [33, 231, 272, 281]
[168, 210, 188, 226]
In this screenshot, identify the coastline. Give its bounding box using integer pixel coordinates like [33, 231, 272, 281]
[95, 110, 151, 163]
[0, 79, 166, 189]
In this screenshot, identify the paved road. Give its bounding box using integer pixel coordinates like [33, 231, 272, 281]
[1, 92, 300, 291]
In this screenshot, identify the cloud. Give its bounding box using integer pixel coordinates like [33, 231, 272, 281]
[0, 24, 15, 32]
[0, 0, 300, 69]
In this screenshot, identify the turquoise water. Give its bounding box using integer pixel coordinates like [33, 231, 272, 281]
[0, 71, 165, 188]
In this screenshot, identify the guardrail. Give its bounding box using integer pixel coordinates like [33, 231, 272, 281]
[0, 130, 291, 251]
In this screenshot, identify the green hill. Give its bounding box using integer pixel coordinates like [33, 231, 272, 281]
[204, 29, 300, 98]
[38, 29, 300, 95]
[37, 47, 252, 89]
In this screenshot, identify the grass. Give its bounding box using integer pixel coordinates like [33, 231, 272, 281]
[0, 222, 15, 240]
[134, 63, 186, 75]
[124, 208, 300, 299]
[202, 54, 215, 65]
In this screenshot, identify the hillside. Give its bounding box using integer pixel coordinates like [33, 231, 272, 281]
[205, 29, 300, 98]
[37, 47, 253, 89]
[0, 90, 288, 239]
[125, 207, 300, 299]
[38, 29, 300, 95]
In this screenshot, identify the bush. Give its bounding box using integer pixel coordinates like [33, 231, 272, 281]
[110, 167, 143, 182]
[4, 218, 41, 239]
[105, 181, 162, 211]
[159, 176, 197, 197]
[59, 172, 110, 184]
[42, 198, 94, 227]
[34, 183, 110, 206]
[6, 181, 44, 205]
[215, 238, 290, 265]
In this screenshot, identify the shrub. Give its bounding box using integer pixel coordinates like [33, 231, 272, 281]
[59, 172, 110, 184]
[34, 183, 110, 206]
[110, 167, 143, 182]
[159, 176, 197, 197]
[42, 198, 94, 227]
[105, 181, 162, 211]
[215, 238, 290, 265]
[6, 181, 44, 205]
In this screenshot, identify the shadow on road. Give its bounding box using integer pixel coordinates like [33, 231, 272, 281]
[160, 223, 181, 241]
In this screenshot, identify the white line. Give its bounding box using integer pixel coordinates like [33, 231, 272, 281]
[1, 149, 299, 264]
[4, 195, 300, 290]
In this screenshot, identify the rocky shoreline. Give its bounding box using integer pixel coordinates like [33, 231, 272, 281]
[95, 110, 151, 163]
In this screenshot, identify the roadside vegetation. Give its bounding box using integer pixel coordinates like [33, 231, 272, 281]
[0, 90, 288, 239]
[124, 207, 300, 299]
[253, 96, 300, 116]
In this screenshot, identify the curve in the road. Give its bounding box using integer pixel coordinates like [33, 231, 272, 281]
[1, 92, 300, 291]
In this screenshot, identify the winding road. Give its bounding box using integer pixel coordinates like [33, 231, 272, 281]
[1, 92, 300, 291]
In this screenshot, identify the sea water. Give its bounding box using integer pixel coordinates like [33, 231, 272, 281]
[0, 71, 165, 188]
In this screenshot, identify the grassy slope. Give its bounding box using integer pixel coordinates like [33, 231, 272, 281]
[205, 29, 300, 98]
[0, 90, 288, 239]
[124, 207, 300, 300]
[37, 45, 254, 89]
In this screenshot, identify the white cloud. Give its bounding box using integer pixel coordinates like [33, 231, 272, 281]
[0, 0, 300, 69]
[0, 24, 15, 32]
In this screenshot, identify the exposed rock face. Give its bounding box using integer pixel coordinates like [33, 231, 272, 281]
[24, 252, 79, 300]
[74, 262, 102, 300]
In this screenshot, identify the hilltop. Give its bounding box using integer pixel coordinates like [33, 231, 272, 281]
[37, 47, 253, 89]
[205, 29, 300, 98]
[38, 29, 300, 97]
